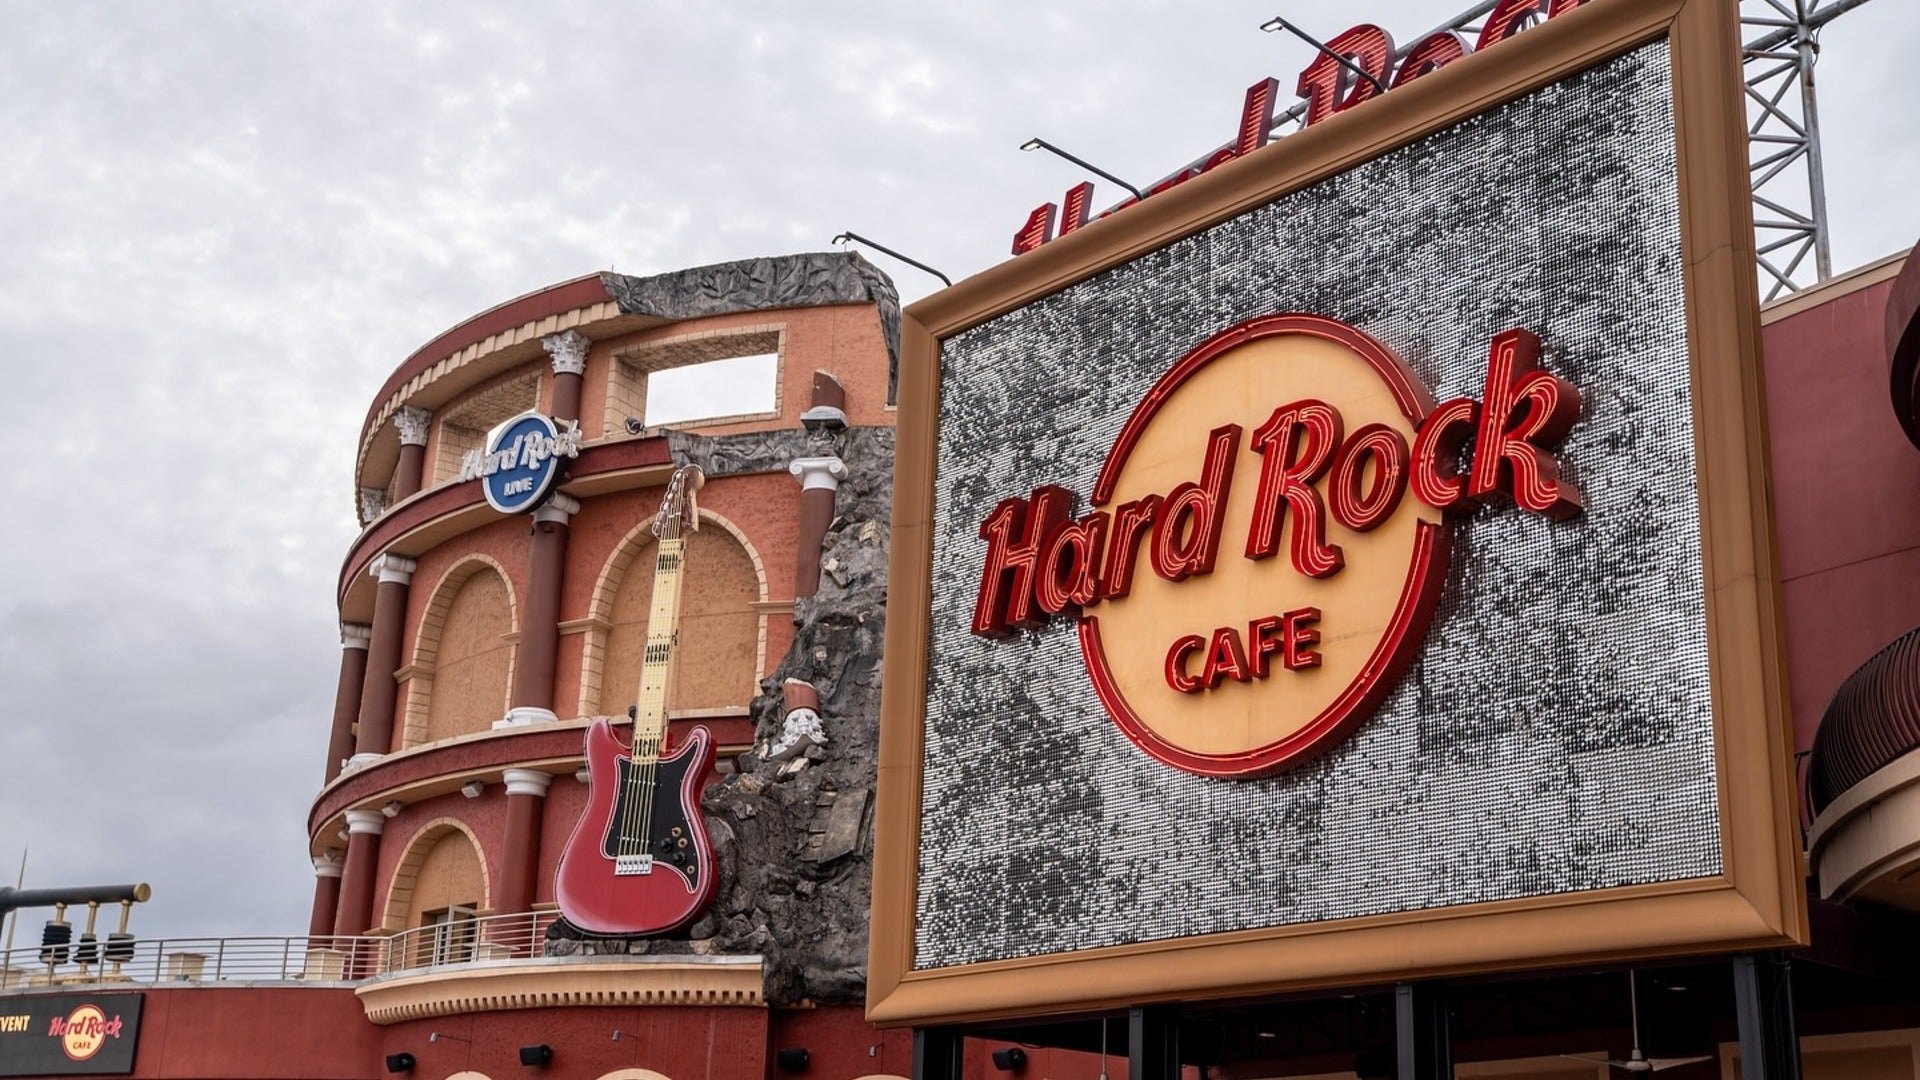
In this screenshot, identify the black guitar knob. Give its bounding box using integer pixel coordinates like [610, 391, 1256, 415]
[657, 838, 674, 853]
[671, 851, 687, 865]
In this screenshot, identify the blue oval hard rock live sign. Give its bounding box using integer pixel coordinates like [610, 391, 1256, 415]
[471, 410, 581, 514]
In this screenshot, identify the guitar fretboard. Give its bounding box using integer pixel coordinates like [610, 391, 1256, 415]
[630, 539, 686, 763]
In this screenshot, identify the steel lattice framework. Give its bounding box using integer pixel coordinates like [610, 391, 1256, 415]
[1243, 0, 1879, 300]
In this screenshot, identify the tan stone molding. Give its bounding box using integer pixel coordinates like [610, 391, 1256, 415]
[577, 506, 769, 718]
[355, 956, 765, 1024]
[1807, 747, 1920, 904]
[378, 817, 493, 934]
[557, 614, 612, 636]
[359, 299, 623, 482]
[405, 553, 519, 749]
[1761, 245, 1911, 325]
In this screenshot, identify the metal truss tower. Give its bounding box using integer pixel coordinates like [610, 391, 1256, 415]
[1741, 0, 1878, 300]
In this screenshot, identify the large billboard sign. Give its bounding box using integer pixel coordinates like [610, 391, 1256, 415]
[871, 0, 1804, 1027]
[0, 994, 141, 1077]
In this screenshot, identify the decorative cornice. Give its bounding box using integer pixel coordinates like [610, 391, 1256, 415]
[542, 329, 591, 376]
[395, 407, 433, 448]
[789, 455, 848, 493]
[533, 492, 582, 525]
[355, 957, 765, 1025]
[370, 553, 419, 585]
[341, 623, 373, 650]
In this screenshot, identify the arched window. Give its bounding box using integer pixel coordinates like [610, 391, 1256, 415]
[381, 820, 491, 964]
[589, 511, 765, 718]
[406, 558, 517, 747]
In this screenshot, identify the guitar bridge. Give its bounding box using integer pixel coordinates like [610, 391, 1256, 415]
[614, 854, 654, 876]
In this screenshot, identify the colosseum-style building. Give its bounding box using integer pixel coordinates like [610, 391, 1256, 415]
[305, 250, 933, 1078]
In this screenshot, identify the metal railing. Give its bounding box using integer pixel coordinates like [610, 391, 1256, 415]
[0, 910, 562, 992]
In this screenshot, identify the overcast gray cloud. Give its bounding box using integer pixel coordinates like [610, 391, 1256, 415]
[0, 1, 1914, 943]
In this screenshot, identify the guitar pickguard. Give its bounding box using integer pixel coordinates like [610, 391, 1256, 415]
[601, 752, 703, 888]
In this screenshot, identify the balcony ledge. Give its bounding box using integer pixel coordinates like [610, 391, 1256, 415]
[1808, 746, 1920, 910]
[354, 953, 764, 1025]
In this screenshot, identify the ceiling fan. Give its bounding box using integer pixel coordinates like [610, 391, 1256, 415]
[1563, 971, 1714, 1074]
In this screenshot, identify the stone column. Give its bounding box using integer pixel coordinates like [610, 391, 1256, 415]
[325, 625, 372, 783]
[392, 406, 433, 502]
[502, 495, 580, 728]
[789, 373, 850, 598]
[332, 810, 386, 939]
[495, 769, 554, 947]
[543, 330, 589, 424]
[350, 554, 417, 765]
[308, 854, 343, 939]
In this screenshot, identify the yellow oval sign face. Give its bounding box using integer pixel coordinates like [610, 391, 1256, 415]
[60, 1004, 109, 1061]
[1076, 314, 1449, 776]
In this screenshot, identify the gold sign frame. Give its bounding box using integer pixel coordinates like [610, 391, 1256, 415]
[871, 0, 1803, 1027]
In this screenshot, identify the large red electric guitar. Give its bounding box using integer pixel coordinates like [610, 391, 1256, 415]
[555, 465, 718, 935]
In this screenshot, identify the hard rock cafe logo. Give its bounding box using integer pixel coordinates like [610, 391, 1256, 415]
[970, 314, 1582, 778]
[48, 1003, 122, 1061]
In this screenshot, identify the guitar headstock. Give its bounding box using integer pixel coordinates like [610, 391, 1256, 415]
[652, 465, 706, 541]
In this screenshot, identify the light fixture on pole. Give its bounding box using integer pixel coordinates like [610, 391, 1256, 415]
[1019, 138, 1145, 202]
[1259, 16, 1388, 95]
[831, 232, 952, 287]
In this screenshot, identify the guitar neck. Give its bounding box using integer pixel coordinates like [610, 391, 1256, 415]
[631, 537, 686, 758]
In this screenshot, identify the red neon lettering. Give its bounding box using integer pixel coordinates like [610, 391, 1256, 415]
[1476, 0, 1552, 50]
[1035, 512, 1109, 615]
[1469, 329, 1583, 519]
[1298, 24, 1395, 126]
[1200, 626, 1251, 688]
[1099, 497, 1160, 601]
[1010, 203, 1055, 255]
[972, 486, 1072, 636]
[1410, 398, 1480, 510]
[1166, 635, 1206, 693]
[1150, 424, 1242, 581]
[1329, 423, 1410, 532]
[1249, 615, 1286, 679]
[1237, 78, 1281, 157]
[48, 1018, 66, 1037]
[1391, 31, 1469, 88]
[1058, 182, 1094, 237]
[1246, 401, 1345, 578]
[1283, 606, 1322, 670]
[1198, 147, 1238, 174]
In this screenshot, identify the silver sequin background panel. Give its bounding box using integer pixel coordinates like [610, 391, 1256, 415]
[915, 40, 1717, 970]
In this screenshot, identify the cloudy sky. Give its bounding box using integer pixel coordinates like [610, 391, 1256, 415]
[0, 0, 1915, 946]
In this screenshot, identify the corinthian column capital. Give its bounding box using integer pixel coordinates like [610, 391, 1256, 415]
[543, 330, 590, 376]
[394, 406, 433, 447]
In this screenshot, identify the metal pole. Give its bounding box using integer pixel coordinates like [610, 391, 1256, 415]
[1129, 1006, 1180, 1080]
[1734, 952, 1803, 1080]
[1794, 2, 1835, 280]
[1396, 982, 1453, 1080]
[1020, 138, 1147, 202]
[0, 846, 23, 988]
[911, 1028, 963, 1080]
[832, 231, 952, 287]
[1261, 16, 1388, 94]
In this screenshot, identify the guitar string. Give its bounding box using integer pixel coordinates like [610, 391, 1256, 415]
[620, 483, 677, 867]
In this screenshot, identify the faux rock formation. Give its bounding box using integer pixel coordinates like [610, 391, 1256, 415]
[548, 425, 894, 1006]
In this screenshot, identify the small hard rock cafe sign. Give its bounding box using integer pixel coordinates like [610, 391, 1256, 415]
[969, 314, 1581, 777]
[0, 993, 140, 1076]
